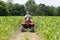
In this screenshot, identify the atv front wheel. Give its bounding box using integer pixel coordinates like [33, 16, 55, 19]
[21, 26, 25, 32]
[30, 27, 35, 32]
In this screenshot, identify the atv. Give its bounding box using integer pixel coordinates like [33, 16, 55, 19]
[21, 20, 35, 32]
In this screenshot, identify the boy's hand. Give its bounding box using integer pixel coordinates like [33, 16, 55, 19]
[29, 21, 34, 25]
[25, 22, 30, 25]
[29, 23, 34, 25]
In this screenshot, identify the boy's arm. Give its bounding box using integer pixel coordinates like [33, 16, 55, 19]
[30, 20, 34, 25]
[21, 21, 26, 25]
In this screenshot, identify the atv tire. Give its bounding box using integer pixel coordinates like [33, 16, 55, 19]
[30, 27, 35, 32]
[21, 26, 25, 32]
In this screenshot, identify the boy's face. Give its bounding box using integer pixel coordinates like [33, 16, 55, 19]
[26, 17, 30, 21]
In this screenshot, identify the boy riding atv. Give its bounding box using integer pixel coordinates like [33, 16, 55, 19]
[21, 14, 35, 32]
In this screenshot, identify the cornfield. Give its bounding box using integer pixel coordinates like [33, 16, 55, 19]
[0, 16, 60, 40]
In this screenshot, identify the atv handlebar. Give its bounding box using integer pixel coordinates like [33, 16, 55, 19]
[21, 21, 34, 26]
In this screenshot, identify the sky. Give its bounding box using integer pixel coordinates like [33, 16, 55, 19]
[3, 0, 60, 7]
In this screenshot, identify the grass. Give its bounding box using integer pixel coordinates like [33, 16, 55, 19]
[0, 16, 60, 40]
[24, 34, 29, 40]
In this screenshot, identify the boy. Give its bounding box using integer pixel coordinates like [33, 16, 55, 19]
[21, 14, 35, 32]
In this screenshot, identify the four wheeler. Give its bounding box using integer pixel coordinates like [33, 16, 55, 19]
[21, 14, 35, 32]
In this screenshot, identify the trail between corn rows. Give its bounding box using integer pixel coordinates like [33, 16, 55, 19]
[10, 28, 43, 40]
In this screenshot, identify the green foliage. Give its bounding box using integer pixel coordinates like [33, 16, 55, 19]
[0, 0, 60, 16]
[25, 0, 37, 15]
[10, 4, 26, 16]
[33, 16, 60, 40]
[0, 1, 8, 16]
[0, 16, 60, 40]
[0, 16, 23, 40]
[57, 7, 60, 16]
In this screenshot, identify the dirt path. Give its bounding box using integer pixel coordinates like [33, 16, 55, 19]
[9, 27, 44, 40]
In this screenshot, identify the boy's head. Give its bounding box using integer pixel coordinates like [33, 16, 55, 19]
[24, 14, 31, 21]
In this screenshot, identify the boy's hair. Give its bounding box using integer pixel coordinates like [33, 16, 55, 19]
[24, 14, 31, 19]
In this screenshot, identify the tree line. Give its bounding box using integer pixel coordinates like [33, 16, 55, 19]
[0, 0, 60, 16]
